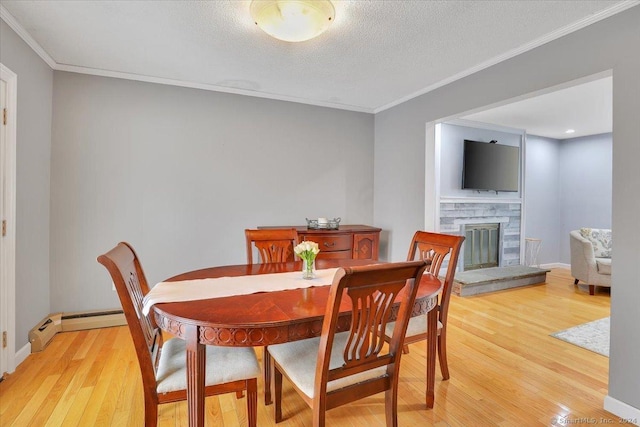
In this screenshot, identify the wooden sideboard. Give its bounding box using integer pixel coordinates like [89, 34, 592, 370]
[259, 224, 381, 261]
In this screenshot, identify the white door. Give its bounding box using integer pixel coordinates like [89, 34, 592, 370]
[0, 63, 17, 376]
[0, 74, 6, 377]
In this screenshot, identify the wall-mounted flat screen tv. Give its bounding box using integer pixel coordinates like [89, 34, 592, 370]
[462, 139, 520, 192]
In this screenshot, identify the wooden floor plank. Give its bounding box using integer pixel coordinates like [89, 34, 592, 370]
[9, 374, 60, 426]
[43, 329, 114, 425]
[0, 268, 612, 426]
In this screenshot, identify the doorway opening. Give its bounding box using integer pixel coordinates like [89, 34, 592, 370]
[426, 71, 612, 274]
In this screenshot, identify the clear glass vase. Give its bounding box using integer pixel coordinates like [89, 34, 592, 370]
[302, 258, 316, 279]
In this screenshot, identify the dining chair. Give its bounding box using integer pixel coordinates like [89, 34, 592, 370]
[267, 260, 429, 427]
[97, 242, 259, 427]
[245, 228, 299, 264]
[383, 231, 464, 380]
[245, 227, 299, 405]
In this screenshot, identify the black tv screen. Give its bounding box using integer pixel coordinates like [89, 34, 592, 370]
[462, 140, 520, 192]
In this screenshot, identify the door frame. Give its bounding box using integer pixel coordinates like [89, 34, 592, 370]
[1, 63, 17, 375]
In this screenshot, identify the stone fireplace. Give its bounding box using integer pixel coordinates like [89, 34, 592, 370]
[439, 201, 521, 271]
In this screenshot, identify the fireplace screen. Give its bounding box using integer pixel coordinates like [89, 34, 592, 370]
[464, 223, 499, 270]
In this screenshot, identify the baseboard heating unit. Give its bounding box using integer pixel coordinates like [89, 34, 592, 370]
[28, 309, 126, 352]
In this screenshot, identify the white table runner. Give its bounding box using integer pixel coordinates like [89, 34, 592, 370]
[142, 267, 339, 315]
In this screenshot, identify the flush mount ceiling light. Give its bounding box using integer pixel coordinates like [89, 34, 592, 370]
[250, 0, 335, 42]
[565, 129, 576, 134]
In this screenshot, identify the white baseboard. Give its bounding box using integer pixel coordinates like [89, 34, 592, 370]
[604, 396, 640, 426]
[14, 342, 30, 370]
[541, 262, 570, 269]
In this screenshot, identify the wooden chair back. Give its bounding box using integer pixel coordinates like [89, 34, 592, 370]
[245, 228, 298, 264]
[316, 260, 428, 417]
[97, 242, 162, 403]
[406, 231, 464, 327]
[98, 242, 259, 426]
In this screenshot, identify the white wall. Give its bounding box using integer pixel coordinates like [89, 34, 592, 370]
[0, 20, 52, 351]
[50, 72, 374, 315]
[374, 6, 640, 416]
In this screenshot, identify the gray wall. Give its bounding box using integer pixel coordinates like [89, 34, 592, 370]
[559, 133, 612, 263]
[374, 6, 639, 414]
[524, 135, 562, 265]
[0, 21, 52, 350]
[50, 72, 374, 313]
[525, 133, 612, 265]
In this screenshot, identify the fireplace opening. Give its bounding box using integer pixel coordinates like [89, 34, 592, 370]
[464, 223, 499, 270]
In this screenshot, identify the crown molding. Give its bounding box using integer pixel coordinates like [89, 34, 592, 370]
[1, 5, 372, 113]
[0, 5, 56, 68]
[373, 0, 640, 113]
[54, 63, 373, 113]
[2, 2, 638, 114]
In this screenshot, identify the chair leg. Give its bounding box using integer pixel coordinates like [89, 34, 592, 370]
[274, 366, 283, 423]
[384, 386, 399, 427]
[263, 347, 272, 405]
[246, 378, 258, 427]
[437, 333, 450, 381]
[144, 397, 158, 427]
[312, 399, 327, 427]
[589, 285, 595, 295]
[236, 391, 244, 398]
[574, 278, 579, 285]
[402, 344, 410, 354]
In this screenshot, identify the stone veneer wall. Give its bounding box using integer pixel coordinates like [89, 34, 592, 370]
[439, 202, 522, 269]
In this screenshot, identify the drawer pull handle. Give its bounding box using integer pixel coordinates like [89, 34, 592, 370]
[323, 242, 335, 247]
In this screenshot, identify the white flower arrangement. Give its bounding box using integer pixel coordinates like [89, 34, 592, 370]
[294, 241, 320, 261]
[295, 241, 320, 279]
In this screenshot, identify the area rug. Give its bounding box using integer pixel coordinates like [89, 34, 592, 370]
[550, 317, 610, 357]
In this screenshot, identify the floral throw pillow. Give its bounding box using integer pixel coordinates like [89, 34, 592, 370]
[580, 228, 612, 258]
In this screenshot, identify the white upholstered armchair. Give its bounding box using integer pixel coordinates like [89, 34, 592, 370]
[569, 228, 612, 295]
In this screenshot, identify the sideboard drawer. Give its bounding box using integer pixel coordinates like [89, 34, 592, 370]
[316, 250, 352, 260]
[258, 225, 381, 261]
[303, 234, 352, 252]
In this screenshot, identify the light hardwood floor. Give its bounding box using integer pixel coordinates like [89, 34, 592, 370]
[0, 268, 612, 426]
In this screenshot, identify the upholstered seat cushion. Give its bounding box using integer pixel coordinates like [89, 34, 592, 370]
[267, 332, 387, 398]
[156, 338, 260, 394]
[596, 258, 612, 275]
[384, 316, 443, 338]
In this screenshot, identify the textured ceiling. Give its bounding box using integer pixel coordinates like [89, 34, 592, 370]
[0, 1, 635, 113]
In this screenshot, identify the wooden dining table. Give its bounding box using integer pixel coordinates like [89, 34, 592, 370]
[151, 258, 442, 427]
